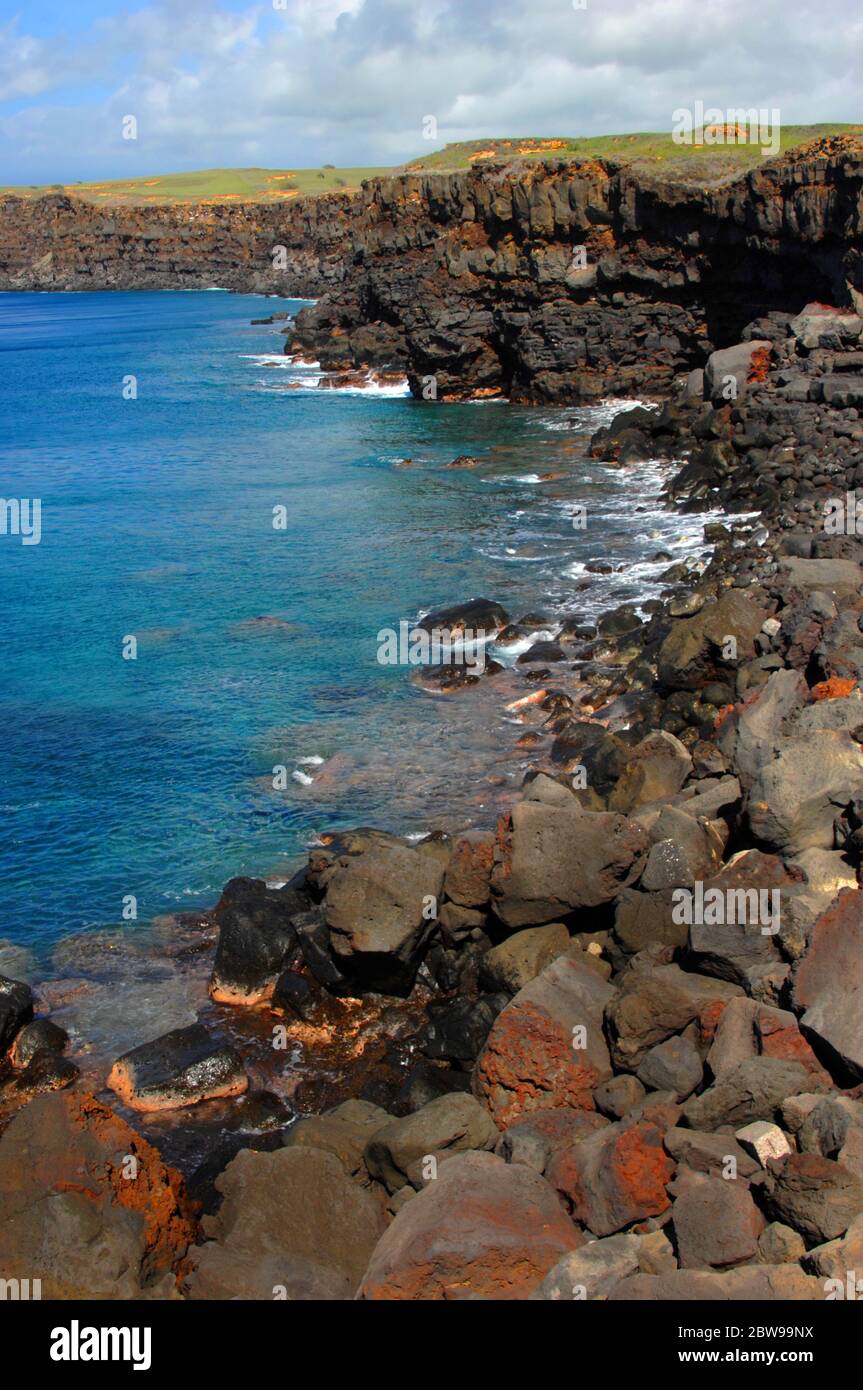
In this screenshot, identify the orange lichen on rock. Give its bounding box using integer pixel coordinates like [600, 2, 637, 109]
[811, 676, 856, 701]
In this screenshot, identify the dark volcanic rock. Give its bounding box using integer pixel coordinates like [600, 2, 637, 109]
[108, 1023, 248, 1112]
[0, 974, 34, 1051]
[209, 876, 305, 1005]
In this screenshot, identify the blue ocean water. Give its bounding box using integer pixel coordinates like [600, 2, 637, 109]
[0, 290, 717, 954]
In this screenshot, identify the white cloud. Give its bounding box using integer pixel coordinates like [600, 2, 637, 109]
[0, 0, 860, 182]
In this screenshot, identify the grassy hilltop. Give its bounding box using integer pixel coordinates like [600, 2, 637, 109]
[2, 125, 860, 205]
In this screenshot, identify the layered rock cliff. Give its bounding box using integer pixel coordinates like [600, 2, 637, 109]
[2, 136, 862, 403]
[0, 190, 355, 298]
[289, 137, 863, 402]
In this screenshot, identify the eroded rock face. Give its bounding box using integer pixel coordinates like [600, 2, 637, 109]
[0, 1092, 197, 1298]
[473, 953, 614, 1129]
[186, 1146, 386, 1300]
[357, 1150, 580, 1300]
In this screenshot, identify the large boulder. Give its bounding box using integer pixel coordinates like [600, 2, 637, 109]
[358, 1150, 580, 1300]
[683, 852, 799, 987]
[281, 1099, 390, 1181]
[490, 800, 649, 929]
[209, 876, 304, 1005]
[682, 1057, 812, 1131]
[636, 1034, 703, 1100]
[671, 1172, 764, 1269]
[704, 339, 772, 402]
[614, 887, 689, 955]
[793, 888, 863, 1081]
[480, 923, 571, 994]
[761, 1153, 863, 1245]
[746, 732, 863, 854]
[546, 1120, 674, 1236]
[186, 1146, 386, 1299]
[789, 302, 863, 351]
[325, 843, 445, 990]
[417, 597, 509, 639]
[530, 1233, 644, 1300]
[0, 1092, 196, 1298]
[715, 669, 805, 790]
[657, 591, 764, 691]
[107, 1023, 248, 1112]
[608, 732, 692, 814]
[605, 963, 741, 1072]
[474, 953, 614, 1129]
[363, 1094, 498, 1193]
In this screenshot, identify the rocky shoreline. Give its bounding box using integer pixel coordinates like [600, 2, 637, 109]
[5, 149, 863, 1302]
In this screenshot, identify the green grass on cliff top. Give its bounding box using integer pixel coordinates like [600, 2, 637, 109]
[2, 125, 860, 205]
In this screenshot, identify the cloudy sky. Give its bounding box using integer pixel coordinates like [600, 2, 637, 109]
[1, 0, 860, 184]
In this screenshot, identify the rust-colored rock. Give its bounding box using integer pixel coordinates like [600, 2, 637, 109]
[474, 953, 614, 1129]
[358, 1150, 581, 1300]
[811, 677, 856, 701]
[0, 1091, 197, 1297]
[546, 1120, 674, 1236]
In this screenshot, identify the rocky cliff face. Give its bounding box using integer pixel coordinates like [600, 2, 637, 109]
[0, 190, 355, 298]
[290, 137, 863, 402]
[3, 136, 862, 402]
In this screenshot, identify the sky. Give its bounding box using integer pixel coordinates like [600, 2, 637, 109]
[0, 0, 861, 183]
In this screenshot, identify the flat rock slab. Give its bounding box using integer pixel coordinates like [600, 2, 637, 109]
[358, 1150, 580, 1300]
[474, 952, 614, 1129]
[780, 557, 863, 595]
[108, 1022, 248, 1112]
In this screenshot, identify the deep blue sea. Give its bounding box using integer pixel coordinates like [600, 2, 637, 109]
[0, 290, 719, 957]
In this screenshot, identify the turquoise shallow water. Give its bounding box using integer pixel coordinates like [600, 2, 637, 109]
[0, 290, 718, 954]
